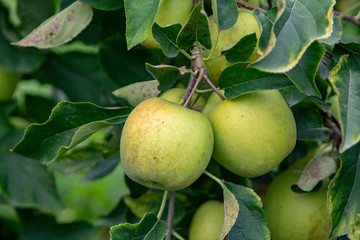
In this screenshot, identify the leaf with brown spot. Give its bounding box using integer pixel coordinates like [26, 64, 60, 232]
[13, 1, 93, 49]
[296, 156, 337, 191]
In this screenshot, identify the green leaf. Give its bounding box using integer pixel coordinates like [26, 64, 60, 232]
[79, 0, 123, 10]
[0, 15, 44, 73]
[145, 63, 190, 91]
[19, 215, 102, 240]
[99, 39, 154, 88]
[0, 150, 62, 211]
[219, 63, 293, 99]
[328, 142, 360, 237]
[13, 101, 131, 164]
[177, 2, 212, 50]
[320, 16, 342, 45]
[279, 86, 305, 106]
[36, 52, 117, 105]
[110, 212, 168, 240]
[251, 0, 335, 72]
[54, 161, 129, 222]
[223, 33, 258, 63]
[124, 0, 160, 50]
[212, 0, 238, 30]
[16, 0, 56, 36]
[293, 105, 331, 141]
[14, 1, 93, 49]
[329, 54, 360, 153]
[253, 8, 277, 53]
[112, 80, 160, 107]
[152, 23, 182, 58]
[224, 181, 271, 240]
[296, 156, 337, 191]
[124, 191, 187, 225]
[285, 40, 324, 97]
[348, 213, 360, 240]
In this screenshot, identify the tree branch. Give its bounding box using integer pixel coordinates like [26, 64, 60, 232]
[165, 191, 176, 240]
[333, 11, 360, 28]
[203, 73, 226, 100]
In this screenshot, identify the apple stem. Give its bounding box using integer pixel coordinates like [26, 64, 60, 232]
[172, 230, 186, 240]
[165, 191, 176, 240]
[184, 68, 204, 108]
[204, 170, 224, 187]
[203, 73, 226, 100]
[157, 191, 169, 219]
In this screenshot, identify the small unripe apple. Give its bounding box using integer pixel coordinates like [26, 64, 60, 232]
[205, 9, 261, 85]
[159, 88, 207, 111]
[202, 90, 296, 177]
[141, 0, 193, 49]
[188, 200, 224, 240]
[0, 66, 21, 102]
[120, 97, 214, 191]
[264, 169, 332, 240]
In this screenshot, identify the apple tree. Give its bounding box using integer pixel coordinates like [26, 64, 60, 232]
[0, 0, 360, 239]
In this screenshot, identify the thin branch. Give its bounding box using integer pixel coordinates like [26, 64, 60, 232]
[236, 0, 266, 13]
[184, 68, 204, 108]
[333, 11, 360, 28]
[165, 191, 176, 240]
[203, 73, 226, 100]
[183, 43, 202, 104]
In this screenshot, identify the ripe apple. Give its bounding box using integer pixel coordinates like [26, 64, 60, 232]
[264, 169, 332, 240]
[188, 200, 224, 240]
[202, 89, 296, 177]
[120, 97, 214, 191]
[205, 9, 261, 85]
[159, 87, 207, 111]
[0, 66, 21, 102]
[141, 0, 193, 49]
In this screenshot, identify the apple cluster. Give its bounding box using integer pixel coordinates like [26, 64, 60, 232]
[119, 1, 332, 239]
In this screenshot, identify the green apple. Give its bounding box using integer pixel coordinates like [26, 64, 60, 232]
[159, 88, 207, 111]
[202, 89, 296, 177]
[264, 169, 332, 240]
[189, 200, 224, 240]
[0, 66, 21, 102]
[120, 97, 214, 191]
[205, 9, 261, 85]
[141, 0, 193, 49]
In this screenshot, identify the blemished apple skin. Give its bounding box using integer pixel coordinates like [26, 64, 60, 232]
[120, 97, 214, 191]
[189, 200, 224, 240]
[0, 66, 21, 102]
[264, 169, 332, 240]
[141, 0, 193, 49]
[205, 9, 261, 85]
[202, 90, 296, 178]
[159, 88, 207, 111]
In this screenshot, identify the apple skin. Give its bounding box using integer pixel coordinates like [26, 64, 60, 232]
[159, 88, 207, 111]
[120, 97, 214, 191]
[205, 10, 261, 85]
[0, 66, 21, 102]
[188, 200, 224, 240]
[202, 90, 296, 177]
[141, 0, 193, 49]
[264, 169, 332, 240]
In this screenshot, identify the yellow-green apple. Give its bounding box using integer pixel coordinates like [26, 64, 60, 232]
[120, 97, 214, 191]
[0, 66, 21, 102]
[202, 89, 296, 177]
[159, 87, 207, 111]
[141, 0, 193, 49]
[264, 169, 332, 240]
[189, 200, 224, 240]
[205, 9, 261, 85]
